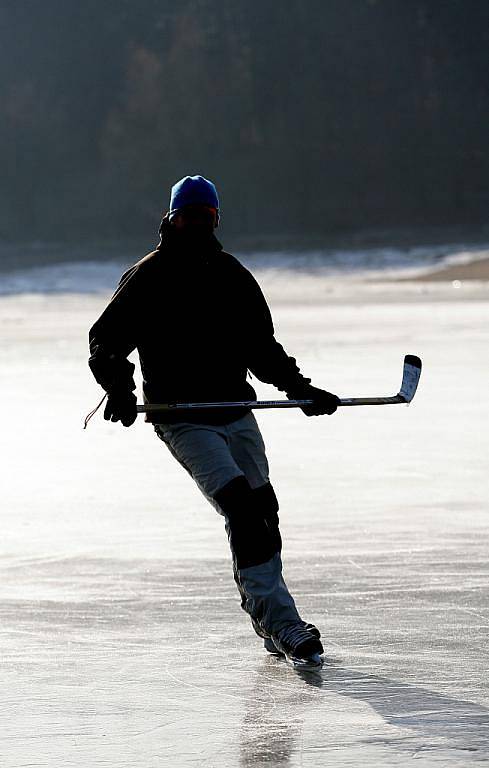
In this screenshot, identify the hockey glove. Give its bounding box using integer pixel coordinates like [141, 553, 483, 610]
[286, 382, 340, 417]
[104, 389, 138, 427]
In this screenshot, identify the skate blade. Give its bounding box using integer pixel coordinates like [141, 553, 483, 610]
[286, 652, 323, 671]
[265, 647, 285, 657]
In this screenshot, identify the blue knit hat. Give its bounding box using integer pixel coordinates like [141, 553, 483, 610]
[169, 175, 220, 221]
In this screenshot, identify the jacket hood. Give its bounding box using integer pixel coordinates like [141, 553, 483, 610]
[157, 214, 223, 256]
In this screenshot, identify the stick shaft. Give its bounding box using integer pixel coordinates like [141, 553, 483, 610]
[136, 355, 420, 413]
[137, 395, 405, 414]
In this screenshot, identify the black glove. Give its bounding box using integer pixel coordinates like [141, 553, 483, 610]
[104, 390, 138, 427]
[286, 382, 340, 417]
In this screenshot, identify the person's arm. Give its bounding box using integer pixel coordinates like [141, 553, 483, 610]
[244, 271, 339, 416]
[88, 265, 141, 425]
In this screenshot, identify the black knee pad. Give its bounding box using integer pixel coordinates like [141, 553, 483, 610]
[251, 482, 282, 554]
[213, 476, 281, 569]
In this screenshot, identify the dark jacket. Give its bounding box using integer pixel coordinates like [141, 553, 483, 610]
[88, 219, 311, 425]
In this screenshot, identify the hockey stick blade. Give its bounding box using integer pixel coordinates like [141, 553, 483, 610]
[398, 354, 422, 403]
[338, 354, 422, 406]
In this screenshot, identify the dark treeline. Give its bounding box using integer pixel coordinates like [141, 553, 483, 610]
[1, 0, 488, 244]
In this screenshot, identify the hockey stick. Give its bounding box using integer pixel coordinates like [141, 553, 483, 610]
[137, 355, 422, 414]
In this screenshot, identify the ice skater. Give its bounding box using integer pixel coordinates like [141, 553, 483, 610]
[88, 175, 340, 669]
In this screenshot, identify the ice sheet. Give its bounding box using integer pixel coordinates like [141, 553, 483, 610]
[0, 279, 488, 766]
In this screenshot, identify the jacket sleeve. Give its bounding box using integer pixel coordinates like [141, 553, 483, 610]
[244, 270, 311, 392]
[88, 265, 141, 393]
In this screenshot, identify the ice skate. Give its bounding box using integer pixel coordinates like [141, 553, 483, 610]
[263, 621, 320, 656]
[269, 622, 324, 670]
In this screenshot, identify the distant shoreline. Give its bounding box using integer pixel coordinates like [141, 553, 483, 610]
[401, 256, 489, 282]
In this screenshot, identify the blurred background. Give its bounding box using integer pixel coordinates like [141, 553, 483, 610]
[1, 0, 489, 259]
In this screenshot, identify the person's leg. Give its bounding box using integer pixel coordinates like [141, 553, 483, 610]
[220, 414, 323, 664]
[213, 475, 303, 636]
[154, 418, 301, 636]
[216, 413, 302, 637]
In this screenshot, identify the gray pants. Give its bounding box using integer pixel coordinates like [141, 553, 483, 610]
[154, 412, 302, 636]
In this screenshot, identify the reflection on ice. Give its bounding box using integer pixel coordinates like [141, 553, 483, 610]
[239, 663, 489, 766]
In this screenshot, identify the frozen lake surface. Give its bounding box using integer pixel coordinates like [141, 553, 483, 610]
[0, 264, 488, 766]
